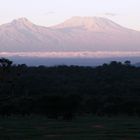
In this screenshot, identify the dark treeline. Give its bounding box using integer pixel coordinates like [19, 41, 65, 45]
[0, 58, 140, 119]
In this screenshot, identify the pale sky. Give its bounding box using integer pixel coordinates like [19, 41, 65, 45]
[0, 0, 140, 30]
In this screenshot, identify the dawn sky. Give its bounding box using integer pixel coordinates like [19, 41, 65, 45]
[0, 0, 140, 30]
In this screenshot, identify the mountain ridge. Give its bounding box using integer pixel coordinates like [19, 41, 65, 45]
[0, 16, 140, 52]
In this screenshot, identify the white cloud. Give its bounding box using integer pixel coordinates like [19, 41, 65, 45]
[104, 13, 118, 17]
[1, 51, 140, 58]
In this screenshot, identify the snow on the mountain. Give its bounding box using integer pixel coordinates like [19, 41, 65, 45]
[0, 17, 140, 53]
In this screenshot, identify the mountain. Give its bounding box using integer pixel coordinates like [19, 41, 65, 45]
[0, 16, 140, 52]
[53, 16, 125, 31]
[0, 18, 63, 52]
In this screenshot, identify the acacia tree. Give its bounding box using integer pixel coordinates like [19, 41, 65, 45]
[0, 58, 13, 68]
[0, 58, 14, 95]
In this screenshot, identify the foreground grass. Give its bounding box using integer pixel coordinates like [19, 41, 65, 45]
[0, 115, 140, 140]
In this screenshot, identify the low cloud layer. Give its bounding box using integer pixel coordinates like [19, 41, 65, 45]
[1, 51, 140, 58]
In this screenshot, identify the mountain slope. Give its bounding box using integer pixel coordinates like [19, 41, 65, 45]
[0, 18, 65, 51]
[53, 16, 126, 32]
[0, 17, 140, 52]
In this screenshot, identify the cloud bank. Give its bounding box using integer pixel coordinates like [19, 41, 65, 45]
[0, 51, 140, 58]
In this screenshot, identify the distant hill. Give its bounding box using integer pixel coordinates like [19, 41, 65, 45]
[0, 17, 140, 53]
[135, 62, 140, 67]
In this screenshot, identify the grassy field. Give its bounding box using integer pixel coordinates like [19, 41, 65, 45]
[0, 115, 140, 140]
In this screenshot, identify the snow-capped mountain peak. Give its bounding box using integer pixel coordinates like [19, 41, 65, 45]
[53, 16, 124, 32]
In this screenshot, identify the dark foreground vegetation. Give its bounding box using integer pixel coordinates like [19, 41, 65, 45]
[0, 58, 140, 120]
[1, 115, 140, 140]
